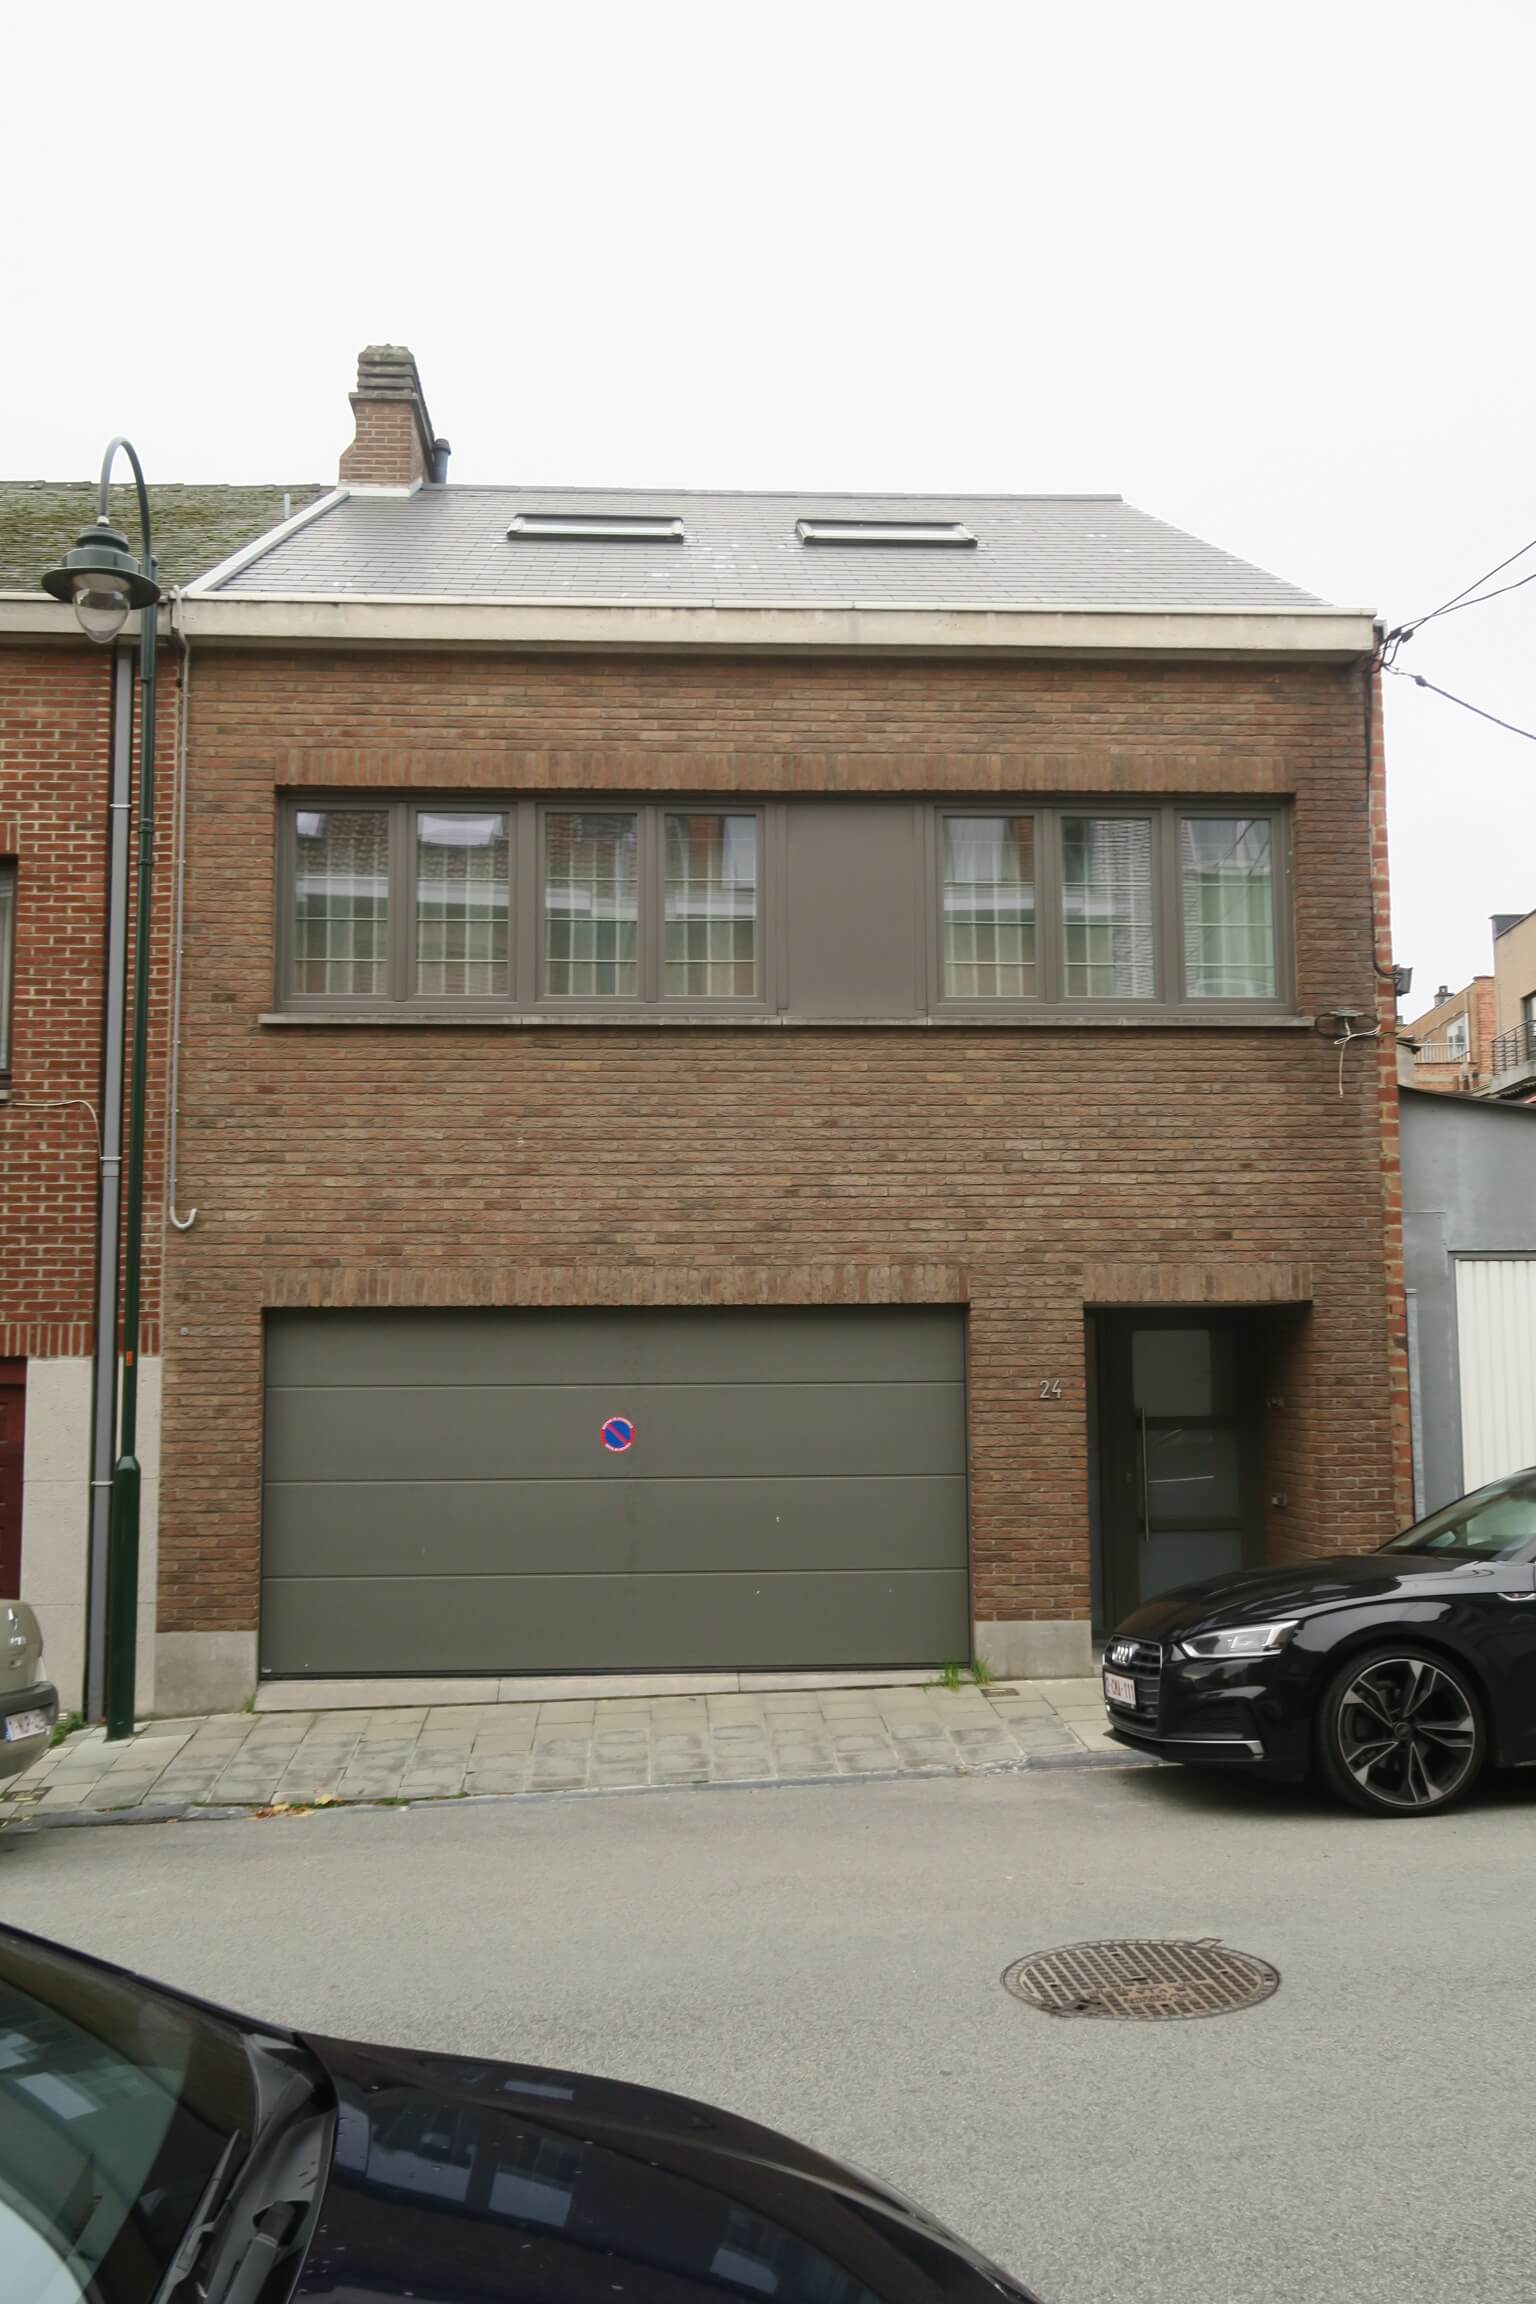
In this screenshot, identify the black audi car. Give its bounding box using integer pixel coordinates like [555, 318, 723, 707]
[0, 1922, 1040, 2304]
[1103, 1464, 1536, 1816]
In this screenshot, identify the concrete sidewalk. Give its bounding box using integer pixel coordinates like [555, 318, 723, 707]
[2, 1677, 1141, 1822]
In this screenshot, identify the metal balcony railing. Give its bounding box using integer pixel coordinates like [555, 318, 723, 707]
[1491, 1018, 1536, 1078]
[1414, 1041, 1472, 1067]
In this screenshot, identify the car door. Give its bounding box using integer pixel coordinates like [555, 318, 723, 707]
[1483, 1554, 1536, 1766]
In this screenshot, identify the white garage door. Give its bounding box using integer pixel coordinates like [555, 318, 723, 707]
[1455, 1258, 1536, 1487]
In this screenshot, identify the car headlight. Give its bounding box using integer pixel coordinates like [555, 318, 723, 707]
[1175, 1620, 1299, 1661]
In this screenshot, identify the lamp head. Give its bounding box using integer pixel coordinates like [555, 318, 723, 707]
[41, 520, 161, 645]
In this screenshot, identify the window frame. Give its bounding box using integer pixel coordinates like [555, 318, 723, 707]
[1170, 804, 1291, 1010]
[278, 798, 774, 1019]
[657, 805, 768, 1012]
[930, 801, 1291, 1018]
[274, 795, 1292, 1024]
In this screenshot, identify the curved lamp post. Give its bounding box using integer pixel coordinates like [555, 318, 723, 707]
[42, 441, 162, 1741]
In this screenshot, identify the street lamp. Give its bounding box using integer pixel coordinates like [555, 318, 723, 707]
[42, 440, 162, 1742]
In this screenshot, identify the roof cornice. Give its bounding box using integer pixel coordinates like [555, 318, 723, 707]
[168, 598, 1376, 657]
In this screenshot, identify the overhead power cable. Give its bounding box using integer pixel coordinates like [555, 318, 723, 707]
[1384, 663, 1536, 744]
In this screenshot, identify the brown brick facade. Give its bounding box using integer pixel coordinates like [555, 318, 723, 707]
[158, 646, 1408, 1678]
[0, 641, 174, 1358]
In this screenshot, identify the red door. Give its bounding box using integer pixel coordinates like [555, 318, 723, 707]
[0, 1363, 24, 1597]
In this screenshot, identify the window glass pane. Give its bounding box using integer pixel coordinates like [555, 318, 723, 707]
[1181, 817, 1277, 999]
[1061, 817, 1155, 999]
[415, 813, 509, 997]
[544, 812, 639, 997]
[664, 814, 758, 998]
[942, 818, 1035, 998]
[0, 865, 13, 1071]
[293, 809, 390, 996]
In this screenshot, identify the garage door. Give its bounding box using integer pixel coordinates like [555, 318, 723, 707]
[261, 1308, 969, 1677]
[1455, 1258, 1536, 1488]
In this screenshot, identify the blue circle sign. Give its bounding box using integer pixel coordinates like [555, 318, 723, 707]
[600, 1416, 636, 1454]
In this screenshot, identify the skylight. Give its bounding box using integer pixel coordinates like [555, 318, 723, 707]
[795, 518, 977, 547]
[507, 513, 685, 542]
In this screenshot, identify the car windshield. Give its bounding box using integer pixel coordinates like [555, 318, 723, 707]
[1380, 1468, 1536, 1560]
[0, 1930, 257, 2304]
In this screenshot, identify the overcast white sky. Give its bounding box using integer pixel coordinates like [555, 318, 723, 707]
[8, 0, 1533, 997]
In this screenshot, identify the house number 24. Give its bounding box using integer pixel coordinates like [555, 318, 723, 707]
[1038, 1378, 1063, 1400]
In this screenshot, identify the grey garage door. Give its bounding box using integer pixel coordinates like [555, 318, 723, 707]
[261, 1308, 969, 1677]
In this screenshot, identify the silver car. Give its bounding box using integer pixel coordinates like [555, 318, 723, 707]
[0, 1601, 58, 1777]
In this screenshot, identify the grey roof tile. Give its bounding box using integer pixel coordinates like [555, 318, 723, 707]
[215, 486, 1336, 612]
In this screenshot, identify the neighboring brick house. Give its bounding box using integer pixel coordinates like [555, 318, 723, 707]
[0, 481, 321, 1706]
[1401, 974, 1497, 1093]
[1488, 906, 1536, 1101]
[141, 347, 1410, 1714]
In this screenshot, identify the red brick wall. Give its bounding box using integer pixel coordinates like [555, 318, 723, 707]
[0, 641, 174, 1358]
[160, 647, 1408, 1635]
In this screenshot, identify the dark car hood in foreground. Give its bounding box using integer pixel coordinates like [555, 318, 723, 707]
[1114, 1550, 1501, 1643]
[298, 2029, 1039, 2304]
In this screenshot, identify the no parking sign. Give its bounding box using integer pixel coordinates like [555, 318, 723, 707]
[600, 1416, 636, 1454]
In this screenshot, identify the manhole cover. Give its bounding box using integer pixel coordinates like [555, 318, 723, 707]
[1002, 1937, 1279, 2020]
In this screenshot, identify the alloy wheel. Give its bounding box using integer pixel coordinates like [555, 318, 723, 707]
[1333, 1655, 1479, 1810]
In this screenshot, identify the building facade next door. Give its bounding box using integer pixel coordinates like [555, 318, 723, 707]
[260, 1306, 970, 1679]
[1094, 1314, 1264, 1631]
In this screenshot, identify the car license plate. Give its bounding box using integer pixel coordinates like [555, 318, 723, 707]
[1103, 1671, 1137, 1709]
[4, 1710, 48, 1743]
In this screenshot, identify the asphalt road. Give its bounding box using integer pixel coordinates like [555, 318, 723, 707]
[4, 1760, 1534, 2304]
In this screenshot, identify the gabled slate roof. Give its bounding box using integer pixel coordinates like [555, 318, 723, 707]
[0, 482, 326, 592]
[209, 486, 1334, 612]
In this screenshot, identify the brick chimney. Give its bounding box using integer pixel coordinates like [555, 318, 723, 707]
[338, 345, 450, 488]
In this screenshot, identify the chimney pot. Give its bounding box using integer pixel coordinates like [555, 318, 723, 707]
[338, 343, 438, 488]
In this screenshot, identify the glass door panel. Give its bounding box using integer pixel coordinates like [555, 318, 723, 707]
[1132, 1327, 1246, 1605]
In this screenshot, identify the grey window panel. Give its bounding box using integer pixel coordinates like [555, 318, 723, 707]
[783, 804, 923, 1018]
[264, 1380, 964, 1485]
[265, 1306, 964, 1387]
[263, 1474, 966, 1579]
[260, 1570, 971, 1677]
[260, 1307, 968, 1678]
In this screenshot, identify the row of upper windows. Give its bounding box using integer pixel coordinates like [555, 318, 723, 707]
[277, 799, 1291, 1017]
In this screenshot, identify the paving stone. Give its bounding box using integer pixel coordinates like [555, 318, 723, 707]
[465, 1764, 527, 1793]
[705, 1696, 767, 1722]
[1010, 1719, 1077, 1748]
[769, 1744, 837, 1772]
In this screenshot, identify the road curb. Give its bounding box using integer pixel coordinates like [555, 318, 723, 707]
[0, 1743, 1158, 1831]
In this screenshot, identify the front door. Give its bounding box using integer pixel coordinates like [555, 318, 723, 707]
[1097, 1317, 1259, 1629]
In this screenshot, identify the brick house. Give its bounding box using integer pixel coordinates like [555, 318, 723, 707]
[1400, 973, 1498, 1094]
[139, 348, 1414, 1712]
[0, 481, 320, 1707]
[1488, 906, 1536, 1101]
[99, 347, 1411, 1715]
